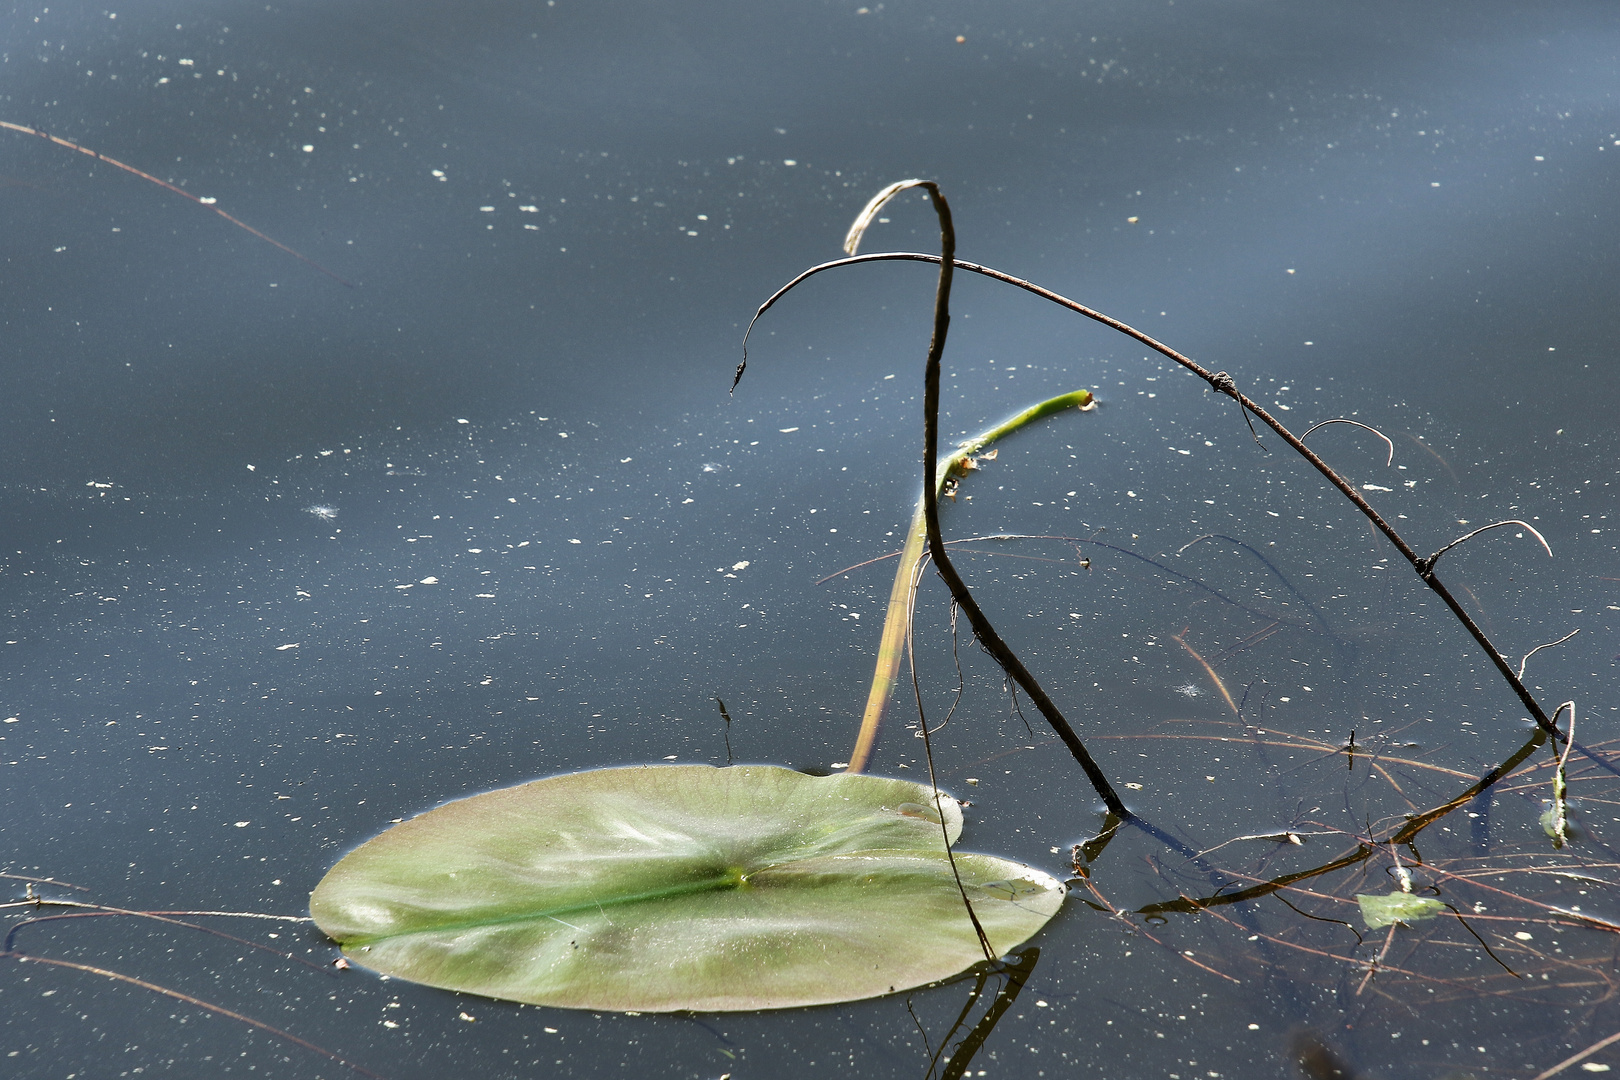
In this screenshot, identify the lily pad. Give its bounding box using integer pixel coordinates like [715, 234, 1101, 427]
[1355, 891, 1446, 929]
[310, 764, 1064, 1012]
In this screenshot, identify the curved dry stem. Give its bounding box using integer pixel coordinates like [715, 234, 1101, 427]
[739, 248, 1566, 742]
[843, 179, 929, 256]
[1519, 629, 1581, 680]
[1299, 418, 1395, 467]
[738, 189, 1127, 814]
[1416, 519, 1553, 577]
[902, 185, 1127, 817]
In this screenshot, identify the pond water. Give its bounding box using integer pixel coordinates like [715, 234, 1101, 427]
[3, 2, 1619, 1077]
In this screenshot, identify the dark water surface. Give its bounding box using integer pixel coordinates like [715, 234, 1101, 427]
[3, 2, 1619, 1077]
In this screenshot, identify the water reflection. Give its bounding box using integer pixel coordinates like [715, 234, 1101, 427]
[5, 0, 1620, 1077]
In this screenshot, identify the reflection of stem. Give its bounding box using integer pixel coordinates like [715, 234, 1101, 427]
[922, 967, 985, 1080]
[1391, 729, 1546, 846]
[1071, 812, 1126, 878]
[936, 948, 1040, 1080]
[1135, 727, 1547, 919]
[1171, 629, 1238, 716]
[847, 389, 1095, 774]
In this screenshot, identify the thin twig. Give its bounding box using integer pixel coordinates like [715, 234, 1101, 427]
[741, 248, 1565, 742]
[1188, 830, 1328, 861]
[1519, 630, 1581, 681]
[906, 185, 1127, 816]
[1, 120, 355, 287]
[0, 872, 90, 892]
[742, 185, 1128, 813]
[1415, 520, 1553, 578]
[1, 951, 384, 1078]
[1170, 629, 1239, 716]
[1299, 419, 1395, 467]
[1531, 1028, 1620, 1080]
[716, 697, 734, 766]
[906, 586, 997, 962]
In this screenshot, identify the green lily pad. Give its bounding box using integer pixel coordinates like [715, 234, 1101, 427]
[1355, 891, 1446, 929]
[310, 764, 1064, 1012]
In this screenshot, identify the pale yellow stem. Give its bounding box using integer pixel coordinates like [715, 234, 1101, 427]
[846, 389, 1094, 772]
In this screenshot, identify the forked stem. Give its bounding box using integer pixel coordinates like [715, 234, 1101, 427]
[745, 247, 1567, 744]
[875, 181, 1130, 817]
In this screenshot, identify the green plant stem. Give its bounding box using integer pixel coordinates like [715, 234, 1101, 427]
[847, 389, 1094, 774]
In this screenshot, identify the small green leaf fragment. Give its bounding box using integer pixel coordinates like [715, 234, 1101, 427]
[1355, 892, 1445, 928]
